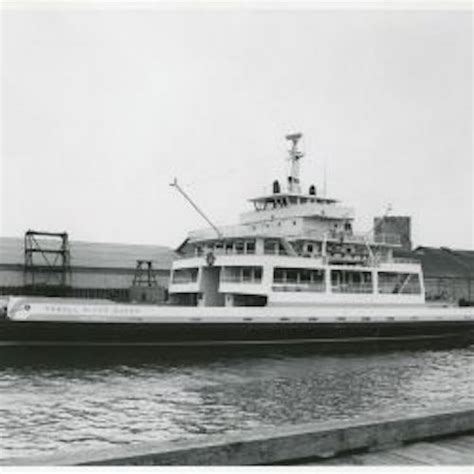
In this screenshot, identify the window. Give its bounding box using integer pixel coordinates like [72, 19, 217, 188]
[264, 240, 277, 255]
[274, 268, 285, 283]
[242, 267, 252, 282]
[378, 272, 421, 294]
[331, 270, 372, 293]
[300, 269, 311, 283]
[286, 269, 298, 284]
[278, 243, 287, 255]
[222, 266, 240, 282]
[245, 240, 256, 254]
[172, 268, 199, 284]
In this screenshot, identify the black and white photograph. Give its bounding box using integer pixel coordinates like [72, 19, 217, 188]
[0, 0, 473, 467]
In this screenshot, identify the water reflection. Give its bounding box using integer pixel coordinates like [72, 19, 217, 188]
[1, 343, 473, 460]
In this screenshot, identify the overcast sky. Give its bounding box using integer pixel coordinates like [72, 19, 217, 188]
[1, 4, 472, 249]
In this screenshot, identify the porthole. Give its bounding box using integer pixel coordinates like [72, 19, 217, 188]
[243, 318, 253, 322]
[280, 317, 290, 322]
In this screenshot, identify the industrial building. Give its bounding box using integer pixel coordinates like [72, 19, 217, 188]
[410, 246, 474, 304]
[375, 216, 473, 304]
[0, 233, 176, 303]
[374, 216, 412, 251]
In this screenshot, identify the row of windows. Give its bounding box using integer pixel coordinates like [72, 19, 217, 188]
[191, 239, 374, 258]
[274, 269, 421, 294]
[171, 267, 422, 295]
[195, 240, 256, 257]
[173, 266, 264, 285]
[331, 270, 373, 294]
[221, 266, 262, 284]
[193, 239, 291, 257]
[264, 241, 288, 255]
[274, 268, 325, 292]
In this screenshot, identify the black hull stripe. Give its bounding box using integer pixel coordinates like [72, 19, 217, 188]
[0, 332, 470, 347]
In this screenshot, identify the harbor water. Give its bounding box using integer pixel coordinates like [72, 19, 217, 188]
[1, 343, 473, 461]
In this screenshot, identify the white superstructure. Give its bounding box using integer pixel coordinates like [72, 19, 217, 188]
[169, 134, 425, 308]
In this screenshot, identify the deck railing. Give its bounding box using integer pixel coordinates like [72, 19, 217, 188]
[221, 276, 262, 284]
[331, 283, 373, 294]
[272, 284, 326, 293]
[392, 257, 420, 265]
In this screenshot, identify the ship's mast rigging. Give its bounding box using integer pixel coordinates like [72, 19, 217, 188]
[170, 178, 223, 239]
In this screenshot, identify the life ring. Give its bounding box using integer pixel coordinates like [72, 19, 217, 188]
[206, 252, 216, 266]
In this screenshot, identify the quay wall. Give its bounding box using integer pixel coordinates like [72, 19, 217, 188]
[3, 405, 473, 466]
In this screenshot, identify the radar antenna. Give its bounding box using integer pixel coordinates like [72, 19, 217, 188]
[170, 178, 223, 239]
[285, 133, 304, 193]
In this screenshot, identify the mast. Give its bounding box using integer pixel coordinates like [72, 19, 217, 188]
[285, 133, 304, 194]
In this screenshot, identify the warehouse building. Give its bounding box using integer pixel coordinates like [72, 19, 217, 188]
[393, 246, 473, 304]
[410, 246, 474, 304]
[0, 234, 176, 303]
[376, 216, 473, 304]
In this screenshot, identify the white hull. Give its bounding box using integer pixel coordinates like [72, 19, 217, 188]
[6, 297, 474, 324]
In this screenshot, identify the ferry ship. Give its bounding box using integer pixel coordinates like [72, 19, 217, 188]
[2, 134, 474, 346]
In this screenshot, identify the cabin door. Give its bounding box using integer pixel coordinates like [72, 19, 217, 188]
[200, 266, 224, 307]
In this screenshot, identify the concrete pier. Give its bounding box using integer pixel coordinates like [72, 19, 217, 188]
[2, 405, 473, 466]
[307, 433, 474, 465]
